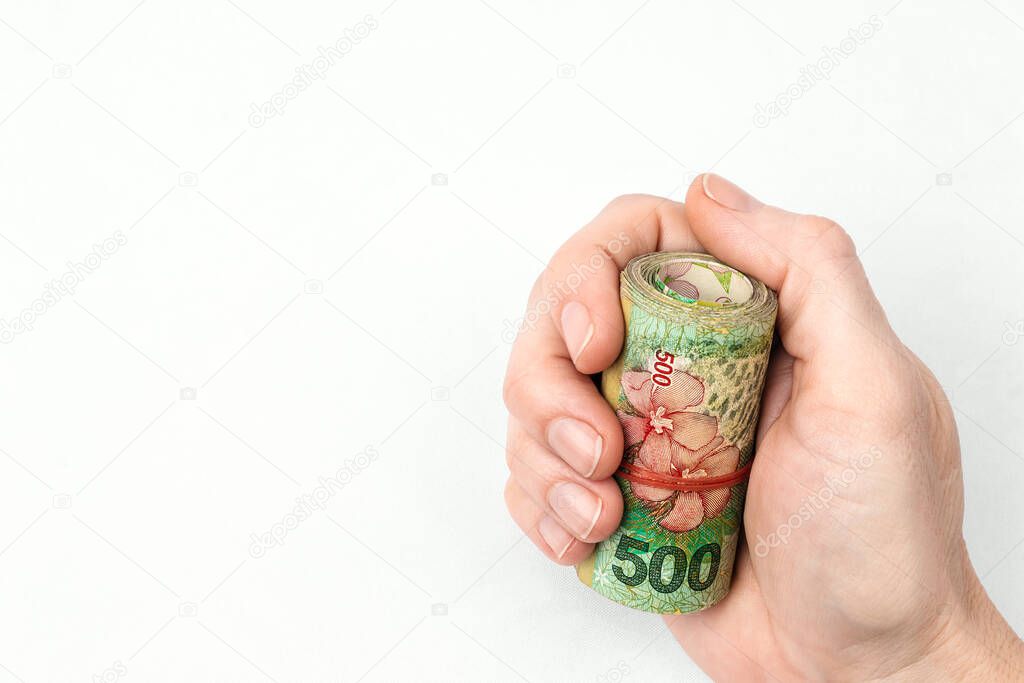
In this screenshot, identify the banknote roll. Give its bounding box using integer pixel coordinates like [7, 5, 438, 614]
[577, 252, 777, 614]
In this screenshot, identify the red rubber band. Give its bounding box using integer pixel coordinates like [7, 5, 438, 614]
[616, 460, 753, 492]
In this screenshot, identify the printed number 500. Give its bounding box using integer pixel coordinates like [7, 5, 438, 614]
[612, 535, 721, 593]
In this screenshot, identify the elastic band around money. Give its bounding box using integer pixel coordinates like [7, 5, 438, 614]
[616, 461, 752, 492]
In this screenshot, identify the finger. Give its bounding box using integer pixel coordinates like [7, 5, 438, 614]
[504, 478, 594, 565]
[547, 194, 701, 374]
[504, 333, 622, 479]
[684, 174, 909, 414]
[506, 420, 623, 543]
[505, 195, 700, 479]
[686, 174, 896, 362]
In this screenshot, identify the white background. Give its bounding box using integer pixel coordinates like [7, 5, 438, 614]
[1, 1, 1022, 681]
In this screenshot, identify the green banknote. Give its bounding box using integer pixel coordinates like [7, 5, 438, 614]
[577, 252, 777, 614]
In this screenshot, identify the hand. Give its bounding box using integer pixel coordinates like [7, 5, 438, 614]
[502, 175, 1024, 680]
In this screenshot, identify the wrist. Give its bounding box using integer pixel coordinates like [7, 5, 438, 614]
[886, 572, 1024, 681]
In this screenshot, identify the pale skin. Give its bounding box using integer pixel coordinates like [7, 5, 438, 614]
[502, 174, 1024, 681]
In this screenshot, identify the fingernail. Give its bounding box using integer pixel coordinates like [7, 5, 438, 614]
[560, 301, 593, 364]
[548, 482, 603, 539]
[547, 418, 603, 478]
[702, 173, 762, 212]
[537, 515, 574, 559]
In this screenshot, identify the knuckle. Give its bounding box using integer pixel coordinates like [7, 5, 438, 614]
[505, 423, 527, 471]
[505, 438, 518, 471]
[526, 274, 546, 303]
[503, 478, 516, 508]
[503, 357, 562, 416]
[502, 369, 529, 412]
[805, 215, 857, 260]
[605, 193, 644, 212]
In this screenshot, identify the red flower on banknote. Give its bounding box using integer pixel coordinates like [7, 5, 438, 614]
[617, 366, 739, 532]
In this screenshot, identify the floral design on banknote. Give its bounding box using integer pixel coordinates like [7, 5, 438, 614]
[616, 363, 739, 532]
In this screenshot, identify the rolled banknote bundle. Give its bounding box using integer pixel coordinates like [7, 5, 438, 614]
[576, 252, 777, 614]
